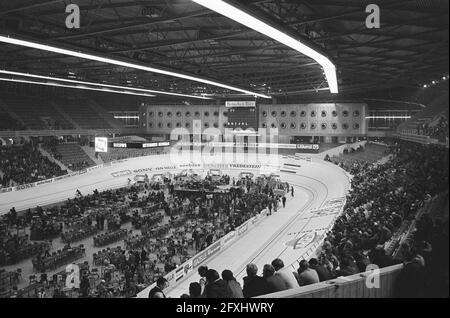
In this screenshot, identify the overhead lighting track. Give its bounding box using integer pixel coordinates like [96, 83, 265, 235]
[0, 77, 158, 98]
[0, 69, 211, 100]
[191, 0, 339, 94]
[0, 34, 271, 99]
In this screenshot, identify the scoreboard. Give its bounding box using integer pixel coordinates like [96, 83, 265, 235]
[225, 101, 258, 131]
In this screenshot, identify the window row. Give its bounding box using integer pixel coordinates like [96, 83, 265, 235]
[261, 110, 360, 118]
[145, 111, 222, 118]
[145, 122, 221, 129]
[260, 122, 361, 130]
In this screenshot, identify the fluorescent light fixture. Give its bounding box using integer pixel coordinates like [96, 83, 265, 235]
[0, 35, 270, 98]
[0, 77, 158, 97]
[0, 69, 210, 100]
[191, 0, 338, 93]
[365, 116, 411, 119]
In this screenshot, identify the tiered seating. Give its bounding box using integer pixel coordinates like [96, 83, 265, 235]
[32, 245, 85, 272]
[61, 226, 99, 244]
[1, 95, 74, 130]
[56, 143, 95, 170]
[398, 93, 449, 140]
[99, 147, 168, 162]
[58, 99, 112, 129]
[0, 110, 25, 131]
[0, 143, 66, 187]
[331, 143, 388, 166]
[93, 229, 128, 247]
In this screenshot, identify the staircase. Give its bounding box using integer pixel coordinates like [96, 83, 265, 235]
[38, 145, 70, 172]
[81, 145, 104, 166]
[56, 143, 96, 170]
[0, 98, 27, 129]
[86, 99, 123, 129]
[50, 101, 81, 129]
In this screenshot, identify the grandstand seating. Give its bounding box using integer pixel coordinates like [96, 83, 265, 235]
[99, 147, 169, 163]
[0, 95, 74, 130]
[55, 143, 95, 170]
[397, 92, 449, 139]
[57, 99, 113, 129]
[0, 110, 25, 131]
[330, 142, 388, 166]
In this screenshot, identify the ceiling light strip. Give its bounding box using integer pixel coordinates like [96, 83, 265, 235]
[0, 35, 271, 98]
[0, 69, 210, 100]
[0, 77, 158, 97]
[191, 0, 338, 93]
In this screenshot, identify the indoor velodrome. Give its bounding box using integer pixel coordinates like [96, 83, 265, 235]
[0, 0, 448, 302]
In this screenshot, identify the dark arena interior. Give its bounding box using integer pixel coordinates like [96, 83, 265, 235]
[0, 0, 448, 303]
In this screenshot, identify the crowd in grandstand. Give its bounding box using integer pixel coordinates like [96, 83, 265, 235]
[0, 142, 66, 187]
[416, 115, 449, 141]
[1, 139, 448, 298]
[167, 140, 448, 298]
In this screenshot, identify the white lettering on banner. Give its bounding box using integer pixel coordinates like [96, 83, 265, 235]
[225, 101, 256, 107]
[237, 223, 249, 236]
[192, 250, 208, 268]
[296, 144, 320, 150]
[155, 165, 177, 171]
[132, 168, 153, 174]
[113, 143, 127, 148]
[16, 183, 36, 191]
[230, 163, 261, 169]
[221, 231, 236, 247]
[0, 187, 13, 193]
[36, 178, 54, 186]
[87, 165, 103, 172]
[207, 241, 221, 256]
[143, 143, 158, 148]
[158, 141, 170, 147]
[111, 170, 132, 177]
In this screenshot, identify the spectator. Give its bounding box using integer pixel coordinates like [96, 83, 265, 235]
[308, 258, 333, 282]
[297, 260, 319, 286]
[189, 282, 202, 298]
[242, 263, 270, 298]
[221, 269, 244, 298]
[262, 264, 287, 293]
[271, 258, 299, 290]
[203, 269, 228, 298]
[148, 277, 168, 298]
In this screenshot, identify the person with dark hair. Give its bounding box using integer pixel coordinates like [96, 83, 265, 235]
[297, 260, 319, 286]
[242, 263, 270, 298]
[262, 264, 286, 293]
[308, 258, 333, 282]
[271, 258, 299, 289]
[203, 269, 228, 298]
[221, 269, 243, 298]
[148, 277, 168, 298]
[198, 265, 208, 293]
[189, 282, 202, 298]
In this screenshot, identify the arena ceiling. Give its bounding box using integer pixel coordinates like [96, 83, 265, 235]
[0, 0, 448, 100]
